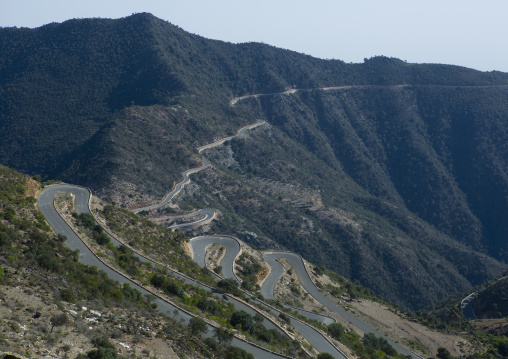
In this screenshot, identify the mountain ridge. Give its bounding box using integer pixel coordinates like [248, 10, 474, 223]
[1, 13, 507, 309]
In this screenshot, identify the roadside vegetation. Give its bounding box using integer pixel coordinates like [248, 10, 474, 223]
[0, 165, 209, 358]
[235, 252, 263, 292]
[0, 162, 506, 359]
[58, 189, 307, 357]
[100, 203, 216, 286]
[1, 12, 508, 321]
[1, 165, 305, 358]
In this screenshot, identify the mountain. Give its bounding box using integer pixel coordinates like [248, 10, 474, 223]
[474, 276, 508, 319]
[0, 13, 507, 309]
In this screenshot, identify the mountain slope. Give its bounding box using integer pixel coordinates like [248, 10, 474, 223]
[177, 123, 505, 309]
[249, 85, 508, 254]
[1, 13, 507, 309]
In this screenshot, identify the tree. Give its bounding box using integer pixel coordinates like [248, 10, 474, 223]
[50, 313, 68, 333]
[224, 346, 254, 359]
[317, 354, 335, 359]
[218, 278, 240, 295]
[437, 347, 452, 359]
[93, 231, 110, 245]
[214, 326, 234, 346]
[230, 310, 255, 334]
[188, 317, 208, 336]
[78, 212, 96, 228]
[253, 312, 264, 324]
[327, 322, 345, 340]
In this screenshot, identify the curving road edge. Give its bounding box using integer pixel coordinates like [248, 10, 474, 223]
[36, 86, 437, 358]
[132, 120, 265, 217]
[37, 184, 290, 359]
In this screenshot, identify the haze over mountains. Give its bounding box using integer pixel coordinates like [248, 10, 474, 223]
[1, 13, 507, 309]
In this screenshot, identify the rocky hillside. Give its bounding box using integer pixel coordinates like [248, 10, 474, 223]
[1, 13, 507, 309]
[0, 165, 195, 358]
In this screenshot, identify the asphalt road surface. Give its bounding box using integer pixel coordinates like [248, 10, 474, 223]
[189, 236, 347, 359]
[188, 234, 415, 358]
[37, 185, 287, 359]
[35, 93, 429, 359]
[460, 292, 478, 320]
[262, 252, 415, 358]
[134, 120, 265, 215]
[151, 208, 216, 230]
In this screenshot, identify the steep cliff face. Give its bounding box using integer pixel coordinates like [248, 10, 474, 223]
[1, 13, 507, 308]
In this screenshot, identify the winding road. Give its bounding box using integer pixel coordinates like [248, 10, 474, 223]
[137, 104, 415, 357]
[35, 85, 441, 358]
[189, 236, 348, 358]
[155, 208, 216, 230]
[38, 185, 291, 359]
[37, 121, 349, 358]
[133, 120, 265, 216]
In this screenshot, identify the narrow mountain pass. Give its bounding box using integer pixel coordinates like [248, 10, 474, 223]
[132, 94, 420, 358]
[38, 185, 289, 359]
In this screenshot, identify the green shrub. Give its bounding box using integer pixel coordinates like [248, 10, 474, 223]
[230, 310, 255, 334]
[60, 288, 76, 303]
[224, 346, 254, 359]
[78, 213, 96, 229]
[87, 347, 118, 359]
[197, 297, 218, 315]
[278, 312, 291, 324]
[188, 317, 208, 336]
[92, 335, 115, 349]
[204, 337, 219, 350]
[218, 278, 241, 296]
[327, 322, 346, 340]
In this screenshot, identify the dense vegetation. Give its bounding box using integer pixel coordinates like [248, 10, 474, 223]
[474, 276, 508, 319]
[187, 125, 505, 309]
[1, 13, 507, 310]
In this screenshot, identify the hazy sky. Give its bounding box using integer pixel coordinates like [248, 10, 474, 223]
[2, 0, 507, 72]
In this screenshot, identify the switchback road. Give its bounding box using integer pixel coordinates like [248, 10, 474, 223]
[38, 185, 288, 359]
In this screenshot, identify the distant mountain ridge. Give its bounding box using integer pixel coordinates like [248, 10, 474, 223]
[1, 13, 507, 309]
